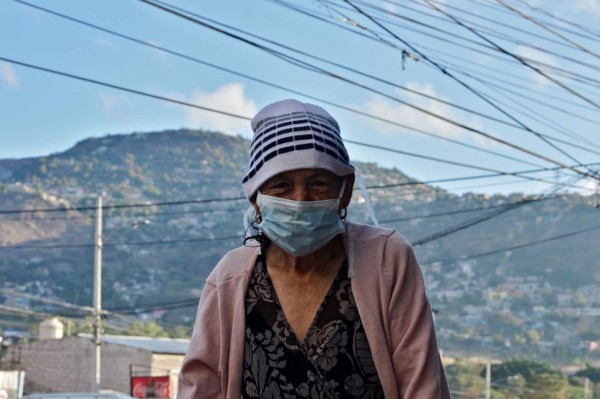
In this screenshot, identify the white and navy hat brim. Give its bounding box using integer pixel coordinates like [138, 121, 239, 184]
[242, 99, 355, 199]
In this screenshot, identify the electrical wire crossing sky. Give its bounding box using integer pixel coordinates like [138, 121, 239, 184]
[1, 0, 599, 196]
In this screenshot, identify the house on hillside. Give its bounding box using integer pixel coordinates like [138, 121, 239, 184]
[4, 319, 187, 399]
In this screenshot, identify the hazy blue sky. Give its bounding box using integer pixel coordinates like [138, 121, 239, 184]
[1, 0, 599, 196]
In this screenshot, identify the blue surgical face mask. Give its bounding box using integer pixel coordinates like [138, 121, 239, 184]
[255, 180, 346, 257]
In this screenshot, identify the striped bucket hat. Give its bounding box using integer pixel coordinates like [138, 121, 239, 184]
[242, 99, 355, 199]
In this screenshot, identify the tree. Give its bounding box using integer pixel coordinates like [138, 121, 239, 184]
[124, 321, 169, 338]
[487, 358, 563, 382]
[527, 372, 568, 399]
[527, 329, 541, 343]
[485, 359, 569, 399]
[168, 325, 192, 339]
[573, 292, 587, 307]
[510, 295, 533, 312]
[575, 364, 600, 384]
[446, 358, 485, 399]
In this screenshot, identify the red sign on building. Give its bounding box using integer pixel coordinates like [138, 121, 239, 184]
[131, 376, 170, 399]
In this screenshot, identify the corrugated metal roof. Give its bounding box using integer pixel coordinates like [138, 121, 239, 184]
[96, 335, 189, 354]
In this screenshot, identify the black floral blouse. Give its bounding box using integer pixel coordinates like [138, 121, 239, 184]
[243, 256, 384, 398]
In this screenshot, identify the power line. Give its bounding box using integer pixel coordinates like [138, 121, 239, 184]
[495, 0, 600, 59]
[301, 0, 600, 94]
[348, 0, 600, 71]
[361, 13, 600, 148]
[1, 161, 597, 220]
[365, 162, 600, 191]
[421, 223, 600, 265]
[395, 0, 590, 51]
[140, 0, 599, 181]
[75, 215, 600, 313]
[0, 289, 94, 315]
[510, 0, 600, 39]
[432, 177, 542, 192]
[6, 6, 596, 181]
[0, 55, 251, 121]
[0, 304, 55, 319]
[2, 54, 570, 188]
[0, 234, 242, 250]
[412, 39, 600, 115]
[0, 195, 246, 215]
[345, 140, 595, 191]
[421, 0, 600, 109]
[0, 213, 92, 222]
[452, 68, 600, 150]
[412, 162, 599, 245]
[336, 0, 600, 160]
[380, 194, 559, 224]
[272, 0, 600, 123]
[0, 196, 571, 251]
[3, 191, 592, 251]
[106, 298, 199, 315]
[0, 289, 191, 332]
[0, 191, 566, 228]
[289, 6, 600, 151]
[341, 0, 600, 180]
[412, 197, 540, 246]
[140, 0, 560, 132]
[10, 0, 558, 169]
[421, 0, 600, 42]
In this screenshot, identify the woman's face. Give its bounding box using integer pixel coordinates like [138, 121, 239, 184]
[259, 169, 343, 202]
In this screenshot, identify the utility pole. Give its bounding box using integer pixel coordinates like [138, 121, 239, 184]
[92, 195, 103, 393]
[583, 377, 590, 399]
[485, 362, 491, 399]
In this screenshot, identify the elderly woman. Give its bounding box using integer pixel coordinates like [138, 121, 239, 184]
[178, 99, 450, 398]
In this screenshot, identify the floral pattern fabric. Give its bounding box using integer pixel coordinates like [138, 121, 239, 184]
[243, 256, 384, 399]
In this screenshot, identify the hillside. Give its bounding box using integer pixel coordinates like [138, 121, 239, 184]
[1, 129, 599, 363]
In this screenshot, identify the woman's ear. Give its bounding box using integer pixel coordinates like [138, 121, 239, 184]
[250, 194, 260, 213]
[340, 174, 355, 209]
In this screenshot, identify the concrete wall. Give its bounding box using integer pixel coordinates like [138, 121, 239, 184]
[8, 336, 95, 393]
[150, 354, 184, 376]
[100, 341, 152, 394]
[150, 354, 184, 399]
[5, 337, 183, 395]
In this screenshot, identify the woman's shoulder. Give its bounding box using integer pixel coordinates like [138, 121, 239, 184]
[347, 221, 411, 248]
[206, 244, 258, 285]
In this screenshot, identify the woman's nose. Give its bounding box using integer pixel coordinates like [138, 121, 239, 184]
[289, 185, 310, 202]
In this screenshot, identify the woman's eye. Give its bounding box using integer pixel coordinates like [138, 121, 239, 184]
[266, 181, 290, 192]
[315, 180, 334, 187]
[309, 180, 333, 190]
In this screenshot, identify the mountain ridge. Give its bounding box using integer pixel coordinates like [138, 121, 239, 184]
[1, 129, 598, 362]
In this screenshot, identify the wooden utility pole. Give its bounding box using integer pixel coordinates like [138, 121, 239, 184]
[485, 362, 491, 399]
[92, 195, 103, 392]
[583, 377, 590, 399]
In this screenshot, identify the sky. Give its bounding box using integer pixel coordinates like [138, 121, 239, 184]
[0, 0, 599, 196]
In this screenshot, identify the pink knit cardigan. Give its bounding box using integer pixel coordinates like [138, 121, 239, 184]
[178, 222, 451, 398]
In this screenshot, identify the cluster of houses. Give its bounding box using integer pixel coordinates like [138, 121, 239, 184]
[426, 259, 600, 359]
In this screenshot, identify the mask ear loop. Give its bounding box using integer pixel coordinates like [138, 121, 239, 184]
[338, 177, 348, 220]
[339, 207, 348, 220]
[242, 205, 269, 253]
